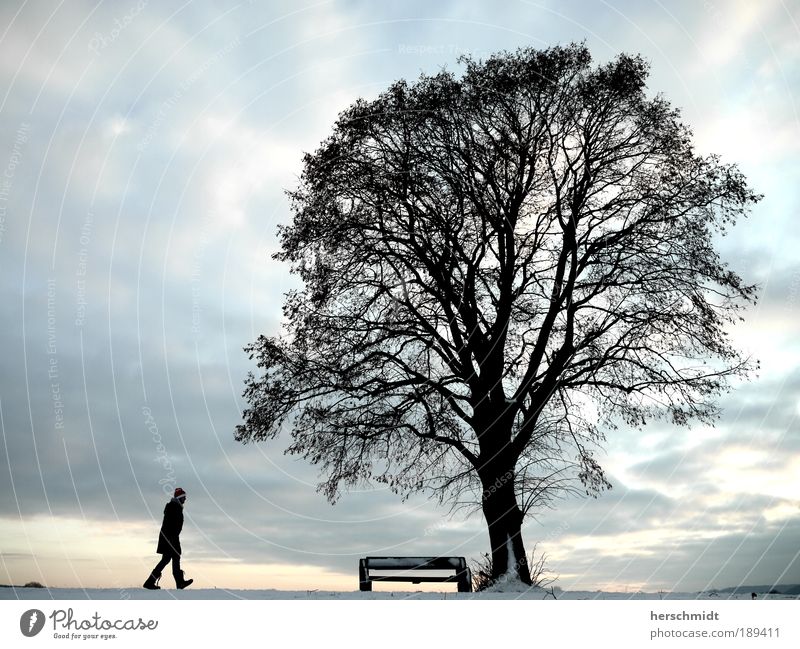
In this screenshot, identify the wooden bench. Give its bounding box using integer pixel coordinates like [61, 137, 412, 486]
[358, 556, 472, 592]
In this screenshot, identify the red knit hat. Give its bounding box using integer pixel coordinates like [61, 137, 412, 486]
[174, 487, 186, 498]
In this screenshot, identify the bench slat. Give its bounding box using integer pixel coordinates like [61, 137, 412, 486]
[365, 557, 464, 570]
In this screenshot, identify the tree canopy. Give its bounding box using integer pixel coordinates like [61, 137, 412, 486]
[236, 43, 759, 582]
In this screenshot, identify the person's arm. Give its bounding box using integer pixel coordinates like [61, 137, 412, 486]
[163, 502, 179, 536]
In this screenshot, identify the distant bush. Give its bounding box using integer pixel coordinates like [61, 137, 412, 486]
[23, 581, 45, 588]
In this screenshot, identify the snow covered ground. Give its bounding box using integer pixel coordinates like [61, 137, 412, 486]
[1, 588, 796, 600]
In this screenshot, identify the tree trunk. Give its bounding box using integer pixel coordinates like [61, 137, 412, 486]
[481, 469, 532, 584]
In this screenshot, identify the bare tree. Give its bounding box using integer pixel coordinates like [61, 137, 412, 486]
[236, 44, 760, 584]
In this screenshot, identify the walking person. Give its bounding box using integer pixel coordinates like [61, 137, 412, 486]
[143, 487, 193, 589]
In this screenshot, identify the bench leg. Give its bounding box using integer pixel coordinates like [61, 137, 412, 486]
[457, 568, 472, 593]
[359, 559, 372, 592]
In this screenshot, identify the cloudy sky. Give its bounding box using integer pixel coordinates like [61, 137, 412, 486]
[0, 0, 798, 593]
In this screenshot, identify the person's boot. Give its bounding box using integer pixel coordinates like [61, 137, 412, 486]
[143, 571, 161, 590]
[175, 570, 193, 589]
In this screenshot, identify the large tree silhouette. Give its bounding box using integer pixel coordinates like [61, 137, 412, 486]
[236, 44, 759, 584]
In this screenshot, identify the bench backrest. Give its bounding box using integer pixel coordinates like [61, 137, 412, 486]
[363, 556, 466, 571]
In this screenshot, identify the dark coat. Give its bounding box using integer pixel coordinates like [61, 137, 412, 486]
[156, 498, 183, 556]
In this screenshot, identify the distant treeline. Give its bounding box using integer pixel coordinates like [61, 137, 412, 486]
[703, 584, 800, 596]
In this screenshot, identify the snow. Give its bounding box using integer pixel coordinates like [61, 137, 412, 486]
[483, 576, 544, 594]
[506, 535, 515, 577]
[1, 588, 796, 600]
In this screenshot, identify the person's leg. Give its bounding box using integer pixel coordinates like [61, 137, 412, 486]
[154, 554, 171, 574]
[144, 554, 170, 589]
[172, 554, 193, 588]
[171, 554, 182, 581]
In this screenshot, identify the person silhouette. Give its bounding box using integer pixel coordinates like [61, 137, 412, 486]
[143, 487, 193, 589]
